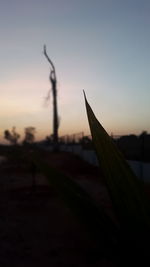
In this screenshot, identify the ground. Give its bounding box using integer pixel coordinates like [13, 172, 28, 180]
[0, 150, 117, 266]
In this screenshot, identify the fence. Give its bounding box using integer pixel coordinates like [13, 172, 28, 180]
[58, 132, 150, 182]
[59, 132, 84, 144]
[59, 132, 122, 144]
[59, 143, 150, 182]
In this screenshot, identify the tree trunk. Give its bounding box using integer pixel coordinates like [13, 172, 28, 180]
[43, 45, 59, 151]
[52, 79, 59, 151]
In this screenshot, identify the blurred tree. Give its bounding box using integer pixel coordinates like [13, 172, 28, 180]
[43, 45, 59, 151]
[80, 136, 92, 145]
[80, 136, 93, 149]
[4, 127, 20, 145]
[139, 131, 148, 138]
[45, 135, 53, 145]
[23, 127, 36, 144]
[139, 131, 148, 162]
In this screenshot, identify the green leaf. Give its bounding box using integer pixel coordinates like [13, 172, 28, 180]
[84, 92, 150, 231]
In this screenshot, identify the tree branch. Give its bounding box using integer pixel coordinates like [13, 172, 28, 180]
[43, 44, 56, 73]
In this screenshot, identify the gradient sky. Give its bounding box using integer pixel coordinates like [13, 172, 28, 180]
[0, 0, 150, 143]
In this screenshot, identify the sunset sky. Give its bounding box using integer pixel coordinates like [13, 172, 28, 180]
[0, 0, 150, 143]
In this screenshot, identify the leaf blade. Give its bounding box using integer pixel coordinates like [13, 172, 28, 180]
[84, 93, 150, 229]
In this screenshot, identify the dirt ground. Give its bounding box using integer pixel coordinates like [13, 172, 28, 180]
[0, 152, 120, 266]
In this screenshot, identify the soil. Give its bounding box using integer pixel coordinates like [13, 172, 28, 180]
[0, 151, 130, 266]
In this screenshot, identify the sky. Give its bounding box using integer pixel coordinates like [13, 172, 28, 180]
[0, 0, 150, 143]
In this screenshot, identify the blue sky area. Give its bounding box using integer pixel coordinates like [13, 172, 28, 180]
[0, 0, 150, 142]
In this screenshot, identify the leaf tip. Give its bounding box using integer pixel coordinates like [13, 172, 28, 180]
[83, 90, 87, 101]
